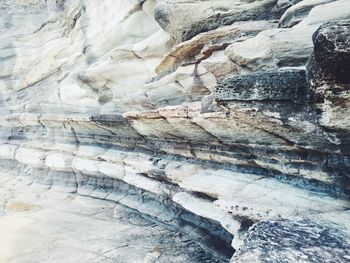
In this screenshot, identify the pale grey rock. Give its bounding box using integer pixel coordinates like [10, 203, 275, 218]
[0, 0, 174, 113]
[0, 174, 224, 263]
[279, 0, 336, 28]
[155, 0, 299, 42]
[225, 0, 350, 71]
[0, 0, 350, 262]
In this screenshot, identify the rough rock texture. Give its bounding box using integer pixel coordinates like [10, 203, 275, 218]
[0, 0, 350, 262]
[307, 20, 350, 142]
[231, 216, 350, 262]
[215, 69, 308, 102]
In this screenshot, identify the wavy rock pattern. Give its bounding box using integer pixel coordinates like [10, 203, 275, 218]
[0, 0, 350, 262]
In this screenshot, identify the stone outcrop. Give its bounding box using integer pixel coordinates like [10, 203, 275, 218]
[231, 216, 350, 262]
[0, 0, 350, 262]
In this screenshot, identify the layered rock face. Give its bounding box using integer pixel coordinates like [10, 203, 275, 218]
[0, 0, 350, 262]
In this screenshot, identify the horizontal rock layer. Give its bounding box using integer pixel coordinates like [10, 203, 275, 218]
[0, 0, 350, 262]
[0, 173, 230, 263]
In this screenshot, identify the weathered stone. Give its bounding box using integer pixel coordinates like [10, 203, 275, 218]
[155, 21, 276, 76]
[225, 0, 350, 71]
[0, 1, 350, 262]
[214, 69, 308, 102]
[0, 174, 228, 263]
[306, 20, 350, 133]
[279, 0, 336, 28]
[309, 20, 350, 84]
[231, 218, 350, 263]
[156, 0, 281, 41]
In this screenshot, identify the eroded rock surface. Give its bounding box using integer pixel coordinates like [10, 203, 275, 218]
[231, 217, 350, 263]
[0, 0, 350, 262]
[0, 173, 223, 263]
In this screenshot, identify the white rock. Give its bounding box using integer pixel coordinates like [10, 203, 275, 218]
[15, 147, 46, 168]
[0, 144, 18, 160]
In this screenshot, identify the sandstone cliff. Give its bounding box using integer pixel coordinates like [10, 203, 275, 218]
[0, 0, 349, 262]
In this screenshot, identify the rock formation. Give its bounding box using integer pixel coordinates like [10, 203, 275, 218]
[0, 0, 349, 262]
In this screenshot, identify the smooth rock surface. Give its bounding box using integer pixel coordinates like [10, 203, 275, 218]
[0, 173, 224, 263]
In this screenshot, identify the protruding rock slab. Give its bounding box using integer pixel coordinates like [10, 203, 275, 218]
[308, 20, 350, 86]
[155, 0, 299, 42]
[231, 218, 350, 263]
[214, 70, 308, 102]
[306, 20, 350, 133]
[279, 0, 336, 28]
